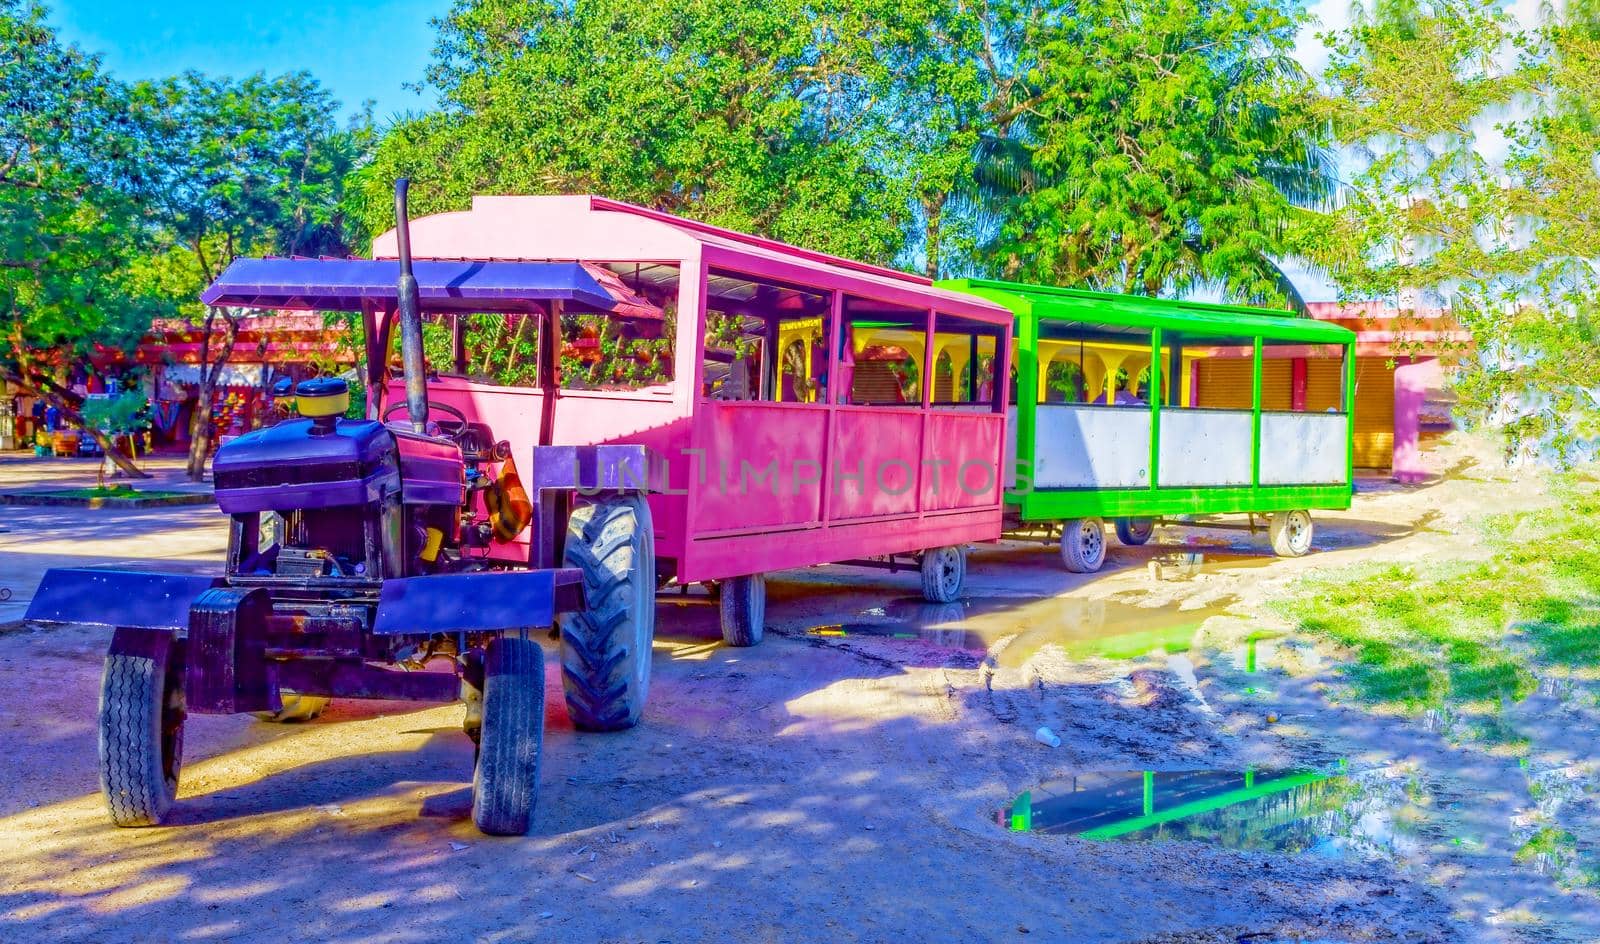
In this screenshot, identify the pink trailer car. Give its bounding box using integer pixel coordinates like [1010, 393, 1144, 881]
[357, 195, 1010, 719]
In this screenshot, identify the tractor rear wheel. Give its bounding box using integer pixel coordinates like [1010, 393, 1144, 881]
[254, 690, 329, 723]
[1115, 517, 1155, 546]
[720, 574, 766, 647]
[919, 546, 966, 603]
[99, 635, 185, 827]
[560, 495, 656, 732]
[1059, 517, 1107, 573]
[472, 636, 544, 836]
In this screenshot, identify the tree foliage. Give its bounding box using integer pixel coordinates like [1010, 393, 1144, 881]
[1318, 0, 1600, 461]
[0, 0, 155, 367]
[124, 71, 367, 477]
[348, 0, 912, 263]
[0, 0, 165, 474]
[973, 0, 1333, 303]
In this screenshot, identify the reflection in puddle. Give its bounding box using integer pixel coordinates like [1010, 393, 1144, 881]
[807, 596, 1238, 667]
[1150, 551, 1276, 581]
[1002, 764, 1433, 861]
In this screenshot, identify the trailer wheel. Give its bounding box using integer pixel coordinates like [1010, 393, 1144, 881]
[1115, 517, 1155, 546]
[1269, 510, 1315, 557]
[99, 636, 185, 827]
[560, 495, 656, 732]
[920, 546, 966, 603]
[720, 574, 765, 647]
[1059, 517, 1107, 573]
[254, 690, 330, 723]
[472, 636, 544, 836]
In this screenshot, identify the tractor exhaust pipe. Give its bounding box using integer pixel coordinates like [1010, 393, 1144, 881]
[393, 178, 429, 433]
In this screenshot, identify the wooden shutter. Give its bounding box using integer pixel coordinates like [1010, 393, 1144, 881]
[1352, 357, 1394, 469]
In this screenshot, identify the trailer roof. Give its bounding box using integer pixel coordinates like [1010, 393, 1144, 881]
[940, 279, 1356, 344]
[368, 195, 1013, 327]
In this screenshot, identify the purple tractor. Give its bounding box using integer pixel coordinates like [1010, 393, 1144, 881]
[26, 181, 662, 835]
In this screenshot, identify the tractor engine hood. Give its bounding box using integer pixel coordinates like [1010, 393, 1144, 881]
[212, 419, 464, 514]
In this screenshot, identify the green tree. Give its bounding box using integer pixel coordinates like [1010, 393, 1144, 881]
[0, 0, 162, 476]
[347, 0, 911, 264]
[1317, 0, 1600, 461]
[972, 0, 1334, 305]
[126, 71, 367, 478]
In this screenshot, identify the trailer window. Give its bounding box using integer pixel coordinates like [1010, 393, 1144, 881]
[701, 268, 831, 403]
[841, 296, 927, 407]
[931, 312, 1004, 410]
[384, 312, 544, 388]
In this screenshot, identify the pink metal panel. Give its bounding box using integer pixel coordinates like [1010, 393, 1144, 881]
[689, 402, 827, 534]
[678, 507, 999, 583]
[827, 408, 923, 520]
[922, 411, 1005, 511]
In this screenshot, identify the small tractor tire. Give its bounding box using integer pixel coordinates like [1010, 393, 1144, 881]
[1115, 517, 1155, 546]
[99, 640, 185, 827]
[254, 690, 329, 723]
[560, 495, 657, 732]
[1269, 510, 1314, 558]
[1059, 517, 1108, 573]
[720, 574, 766, 647]
[920, 546, 966, 604]
[472, 636, 544, 836]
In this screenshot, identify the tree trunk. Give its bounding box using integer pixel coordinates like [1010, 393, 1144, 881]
[922, 193, 946, 280]
[0, 362, 150, 479]
[86, 428, 146, 479]
[185, 308, 241, 481]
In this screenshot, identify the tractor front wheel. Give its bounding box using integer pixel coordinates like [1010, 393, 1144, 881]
[560, 495, 656, 732]
[919, 546, 966, 603]
[472, 636, 544, 836]
[1059, 517, 1107, 573]
[720, 574, 766, 647]
[99, 632, 185, 827]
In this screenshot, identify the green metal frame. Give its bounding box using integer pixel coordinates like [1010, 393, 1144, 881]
[937, 279, 1358, 522]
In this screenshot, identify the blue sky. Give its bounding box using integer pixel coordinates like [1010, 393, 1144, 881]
[50, 1, 444, 119]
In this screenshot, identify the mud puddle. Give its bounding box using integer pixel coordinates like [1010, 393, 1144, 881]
[809, 595, 1240, 667]
[1001, 764, 1436, 862]
[1148, 551, 1275, 581]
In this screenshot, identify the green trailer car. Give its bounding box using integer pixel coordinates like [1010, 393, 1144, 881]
[940, 279, 1358, 573]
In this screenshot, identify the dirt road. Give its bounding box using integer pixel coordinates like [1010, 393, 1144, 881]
[0, 442, 1583, 943]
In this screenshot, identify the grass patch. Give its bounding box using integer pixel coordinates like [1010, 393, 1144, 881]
[32, 489, 193, 502]
[50, 485, 141, 499]
[1279, 474, 1600, 713]
[1514, 826, 1577, 865]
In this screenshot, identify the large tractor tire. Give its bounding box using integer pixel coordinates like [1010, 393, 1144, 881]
[720, 574, 766, 647]
[1059, 517, 1108, 573]
[99, 634, 185, 827]
[920, 545, 967, 604]
[1269, 510, 1315, 558]
[1115, 517, 1155, 546]
[472, 636, 544, 836]
[254, 690, 329, 723]
[560, 495, 656, 732]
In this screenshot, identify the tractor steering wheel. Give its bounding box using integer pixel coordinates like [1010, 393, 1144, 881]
[381, 399, 499, 463]
[382, 399, 469, 428]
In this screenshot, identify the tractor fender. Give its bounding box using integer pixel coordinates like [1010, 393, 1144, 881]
[25, 569, 223, 630]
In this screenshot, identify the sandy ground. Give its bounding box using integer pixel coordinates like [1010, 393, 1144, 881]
[0, 439, 1590, 943]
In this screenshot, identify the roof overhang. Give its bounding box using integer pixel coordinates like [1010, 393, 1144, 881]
[200, 258, 661, 319]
